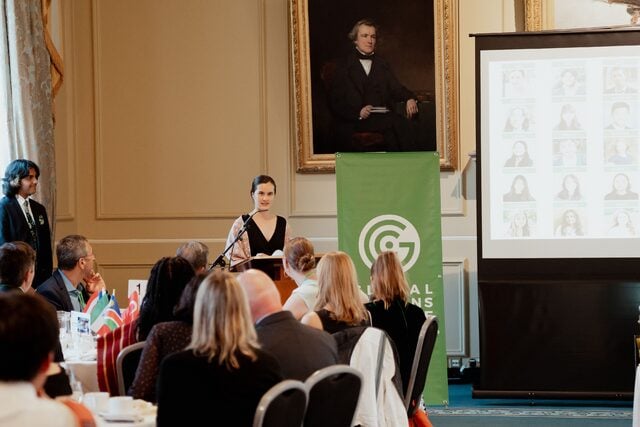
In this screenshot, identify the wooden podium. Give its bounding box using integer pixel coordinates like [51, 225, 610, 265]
[231, 256, 297, 304]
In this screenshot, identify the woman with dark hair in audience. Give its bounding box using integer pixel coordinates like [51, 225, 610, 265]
[282, 237, 318, 320]
[136, 256, 195, 340]
[365, 251, 426, 394]
[156, 270, 282, 426]
[97, 256, 194, 395]
[301, 251, 369, 333]
[225, 175, 291, 266]
[129, 273, 206, 402]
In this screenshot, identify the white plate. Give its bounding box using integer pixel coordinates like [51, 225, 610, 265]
[99, 412, 143, 422]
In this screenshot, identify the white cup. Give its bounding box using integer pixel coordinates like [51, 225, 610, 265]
[108, 396, 134, 416]
[83, 392, 109, 413]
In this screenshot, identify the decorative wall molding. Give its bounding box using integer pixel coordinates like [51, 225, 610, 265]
[443, 258, 467, 356]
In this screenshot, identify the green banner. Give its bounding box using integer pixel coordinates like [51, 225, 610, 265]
[336, 151, 448, 405]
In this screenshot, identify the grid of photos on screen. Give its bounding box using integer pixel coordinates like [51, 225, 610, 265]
[602, 64, 639, 237]
[500, 60, 640, 239]
[501, 66, 537, 238]
[551, 65, 588, 238]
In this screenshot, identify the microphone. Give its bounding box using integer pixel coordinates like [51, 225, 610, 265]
[237, 209, 268, 240]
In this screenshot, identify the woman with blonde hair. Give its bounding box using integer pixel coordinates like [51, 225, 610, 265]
[156, 270, 282, 426]
[301, 251, 369, 333]
[366, 251, 426, 394]
[282, 237, 318, 319]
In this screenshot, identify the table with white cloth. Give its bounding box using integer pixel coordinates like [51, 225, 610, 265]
[60, 332, 99, 393]
[96, 414, 156, 427]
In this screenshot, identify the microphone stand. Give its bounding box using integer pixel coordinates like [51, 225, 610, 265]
[208, 210, 264, 272]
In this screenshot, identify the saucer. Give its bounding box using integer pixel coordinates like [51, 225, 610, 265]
[99, 411, 143, 422]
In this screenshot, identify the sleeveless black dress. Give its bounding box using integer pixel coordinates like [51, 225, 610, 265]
[244, 215, 287, 256]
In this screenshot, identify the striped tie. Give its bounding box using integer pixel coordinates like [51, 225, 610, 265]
[23, 200, 38, 249]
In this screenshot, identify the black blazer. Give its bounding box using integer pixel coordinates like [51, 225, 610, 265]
[0, 196, 53, 288]
[37, 270, 90, 312]
[256, 310, 338, 381]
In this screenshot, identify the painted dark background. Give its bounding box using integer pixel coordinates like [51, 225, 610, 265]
[308, 0, 436, 154]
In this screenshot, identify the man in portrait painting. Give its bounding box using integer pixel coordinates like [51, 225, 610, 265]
[327, 19, 421, 152]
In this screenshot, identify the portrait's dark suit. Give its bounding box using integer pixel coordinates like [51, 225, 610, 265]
[329, 49, 417, 151]
[0, 196, 53, 288]
[256, 310, 338, 381]
[36, 269, 90, 312]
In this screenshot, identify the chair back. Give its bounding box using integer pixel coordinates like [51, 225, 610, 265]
[116, 341, 146, 396]
[404, 315, 438, 415]
[304, 365, 362, 427]
[253, 379, 307, 427]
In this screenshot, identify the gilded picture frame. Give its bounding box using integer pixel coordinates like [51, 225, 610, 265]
[525, 0, 635, 31]
[290, 0, 459, 173]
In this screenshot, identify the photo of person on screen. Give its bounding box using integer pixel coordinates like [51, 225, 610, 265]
[605, 101, 633, 130]
[506, 210, 530, 238]
[554, 209, 584, 237]
[606, 138, 634, 165]
[503, 107, 531, 132]
[553, 138, 586, 167]
[553, 104, 582, 131]
[604, 67, 637, 94]
[552, 68, 585, 97]
[504, 140, 533, 168]
[604, 173, 639, 200]
[503, 175, 535, 202]
[555, 174, 582, 201]
[607, 210, 636, 237]
[503, 69, 531, 98]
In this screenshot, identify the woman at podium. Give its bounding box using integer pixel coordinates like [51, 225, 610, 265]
[226, 175, 291, 266]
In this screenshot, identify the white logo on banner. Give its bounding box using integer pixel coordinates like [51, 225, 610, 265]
[358, 214, 421, 271]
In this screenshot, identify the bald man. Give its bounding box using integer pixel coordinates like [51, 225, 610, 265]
[237, 269, 338, 380]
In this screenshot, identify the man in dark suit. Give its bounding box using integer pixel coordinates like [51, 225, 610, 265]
[0, 241, 72, 397]
[238, 269, 338, 381]
[0, 159, 52, 288]
[329, 19, 419, 152]
[0, 241, 36, 293]
[37, 234, 105, 312]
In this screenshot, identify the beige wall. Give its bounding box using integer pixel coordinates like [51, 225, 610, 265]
[54, 0, 517, 361]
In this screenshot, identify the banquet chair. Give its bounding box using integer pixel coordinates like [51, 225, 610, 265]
[303, 364, 362, 427]
[404, 315, 438, 416]
[116, 341, 145, 396]
[253, 379, 307, 427]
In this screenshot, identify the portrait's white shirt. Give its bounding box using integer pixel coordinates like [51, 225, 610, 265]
[0, 381, 76, 427]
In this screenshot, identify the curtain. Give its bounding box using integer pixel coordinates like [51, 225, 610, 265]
[1, 0, 57, 238]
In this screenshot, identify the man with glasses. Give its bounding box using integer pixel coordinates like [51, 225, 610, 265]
[37, 235, 105, 312]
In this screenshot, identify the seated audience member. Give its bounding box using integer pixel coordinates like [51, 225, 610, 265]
[282, 237, 319, 319]
[0, 241, 35, 293]
[156, 270, 282, 426]
[97, 256, 195, 395]
[0, 293, 93, 426]
[37, 235, 105, 312]
[238, 269, 338, 380]
[301, 251, 369, 333]
[129, 274, 206, 402]
[365, 251, 426, 394]
[0, 241, 72, 397]
[176, 240, 209, 273]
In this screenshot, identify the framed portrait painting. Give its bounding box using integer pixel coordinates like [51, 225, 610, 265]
[290, 0, 459, 173]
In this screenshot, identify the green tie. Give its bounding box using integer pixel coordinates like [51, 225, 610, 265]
[72, 289, 85, 311]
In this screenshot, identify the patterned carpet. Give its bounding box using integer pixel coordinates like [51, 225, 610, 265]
[425, 384, 633, 422]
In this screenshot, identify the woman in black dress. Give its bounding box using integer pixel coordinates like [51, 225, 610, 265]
[301, 251, 369, 333]
[365, 251, 426, 394]
[226, 175, 291, 266]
